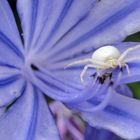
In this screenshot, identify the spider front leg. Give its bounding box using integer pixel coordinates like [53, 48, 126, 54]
[124, 63, 131, 75]
[118, 44, 140, 62]
[118, 61, 131, 75]
[80, 64, 97, 83]
[80, 64, 106, 84]
[64, 58, 107, 69]
[124, 56, 140, 63]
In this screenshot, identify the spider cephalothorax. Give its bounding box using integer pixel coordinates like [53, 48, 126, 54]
[65, 45, 140, 83]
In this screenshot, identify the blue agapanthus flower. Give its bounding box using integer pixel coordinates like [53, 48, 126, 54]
[1, 0, 140, 139]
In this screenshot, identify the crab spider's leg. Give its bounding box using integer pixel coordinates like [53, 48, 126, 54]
[96, 68, 101, 76]
[118, 45, 140, 62]
[80, 64, 106, 83]
[124, 56, 140, 63]
[64, 58, 92, 69]
[118, 61, 131, 75]
[124, 63, 131, 75]
[80, 64, 99, 83]
[64, 58, 107, 69]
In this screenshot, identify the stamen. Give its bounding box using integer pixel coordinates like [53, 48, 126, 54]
[96, 72, 113, 85]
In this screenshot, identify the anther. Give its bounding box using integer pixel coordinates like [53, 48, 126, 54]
[31, 64, 39, 71]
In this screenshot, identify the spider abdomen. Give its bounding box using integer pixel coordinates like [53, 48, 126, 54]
[92, 46, 121, 63]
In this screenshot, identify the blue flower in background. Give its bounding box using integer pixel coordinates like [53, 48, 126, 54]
[50, 101, 84, 140]
[1, 0, 140, 139]
[84, 124, 119, 140]
[50, 101, 119, 140]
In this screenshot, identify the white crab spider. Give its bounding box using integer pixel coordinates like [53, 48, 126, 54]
[65, 45, 140, 83]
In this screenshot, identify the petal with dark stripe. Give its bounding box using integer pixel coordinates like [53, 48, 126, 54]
[82, 88, 140, 139]
[0, 83, 60, 140]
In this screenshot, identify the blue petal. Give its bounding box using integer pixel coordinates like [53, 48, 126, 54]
[0, 108, 5, 117]
[33, 90, 60, 140]
[0, 83, 60, 140]
[0, 0, 24, 59]
[115, 84, 132, 97]
[0, 3, 25, 68]
[17, 0, 96, 51]
[31, 69, 84, 102]
[0, 66, 24, 107]
[84, 125, 119, 140]
[0, 39, 24, 68]
[0, 76, 25, 107]
[82, 88, 140, 139]
[17, 0, 51, 50]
